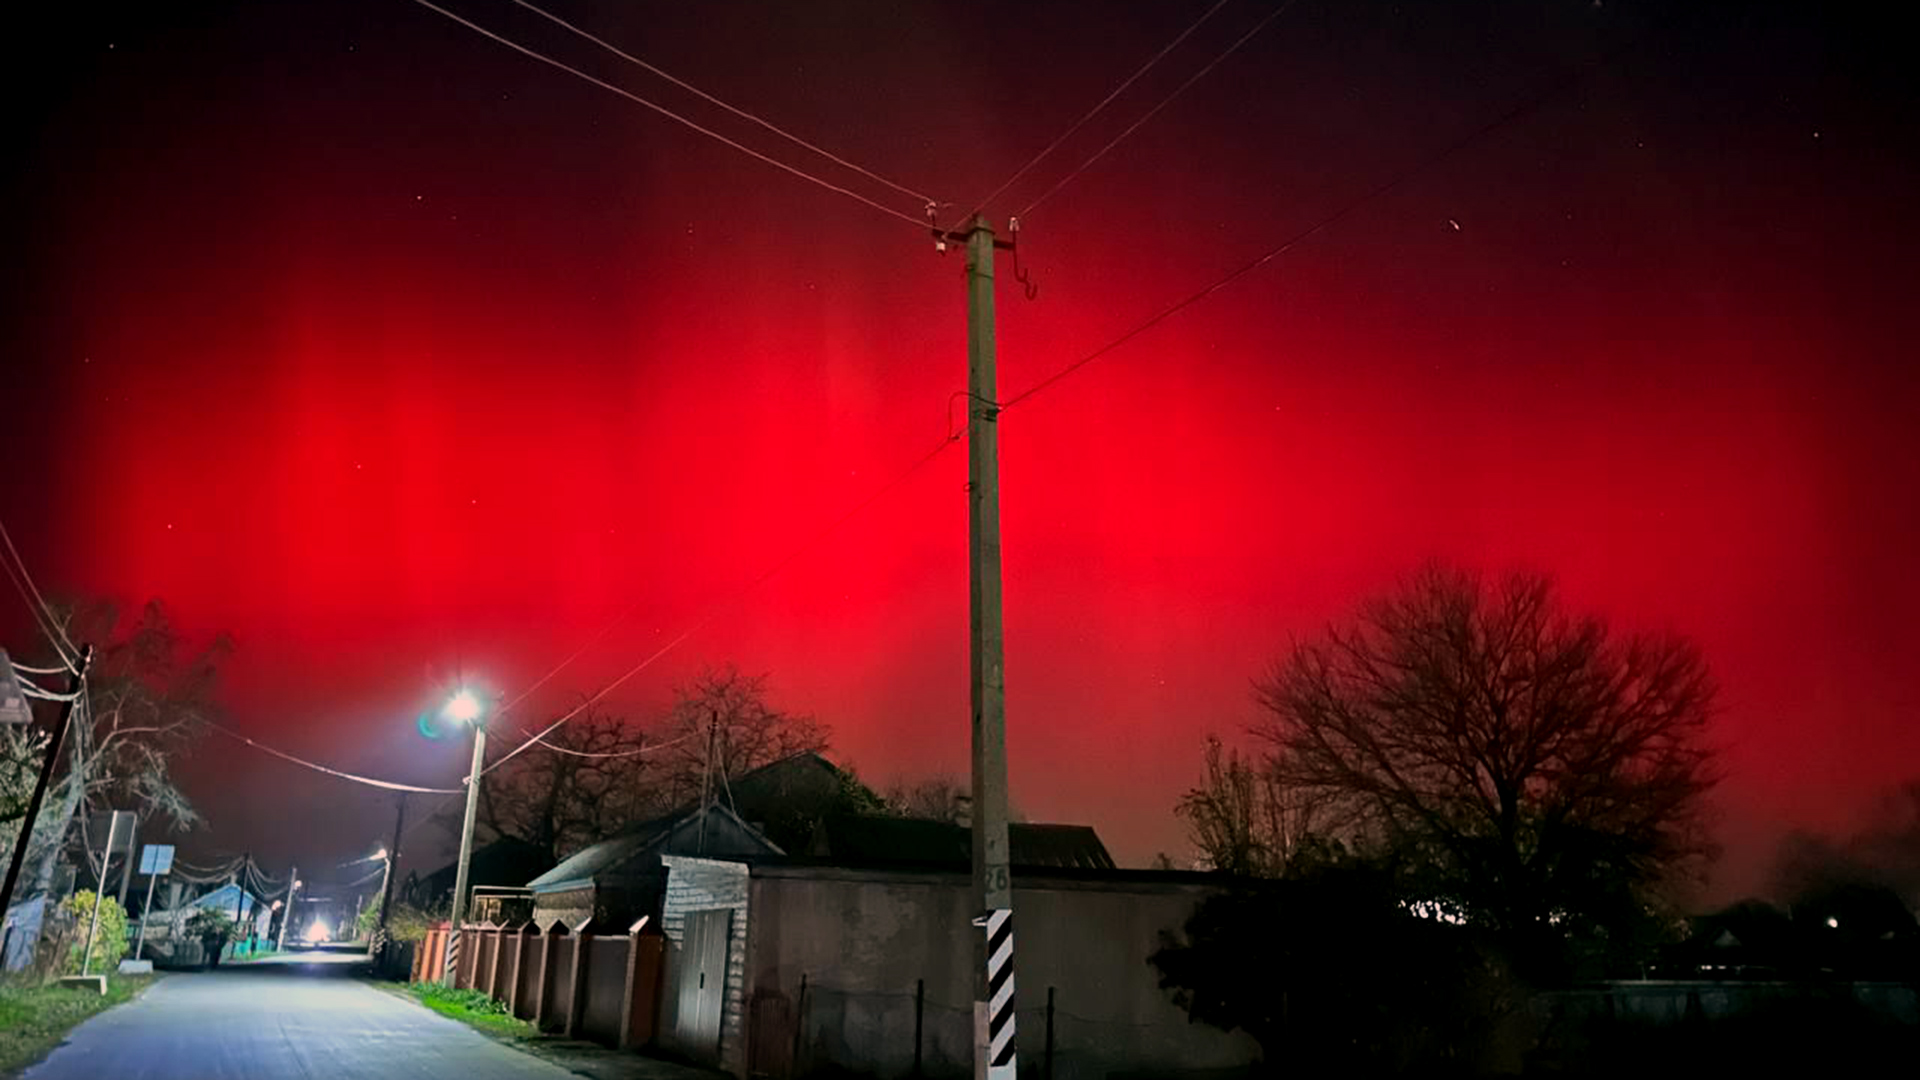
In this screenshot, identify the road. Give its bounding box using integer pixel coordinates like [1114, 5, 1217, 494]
[24, 949, 581, 1080]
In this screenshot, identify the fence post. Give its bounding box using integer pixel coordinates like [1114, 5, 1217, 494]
[486, 924, 508, 1000]
[1044, 986, 1056, 1080]
[788, 973, 808, 1077]
[913, 977, 924, 1078]
[505, 924, 528, 1016]
[619, 916, 658, 1049]
[565, 916, 592, 1039]
[533, 922, 559, 1031]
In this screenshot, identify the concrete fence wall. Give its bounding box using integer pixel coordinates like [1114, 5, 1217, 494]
[736, 867, 1262, 1080]
[415, 920, 664, 1050]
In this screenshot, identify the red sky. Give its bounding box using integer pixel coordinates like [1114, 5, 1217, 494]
[4, 0, 1915, 902]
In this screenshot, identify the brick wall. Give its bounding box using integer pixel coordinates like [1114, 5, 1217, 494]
[660, 856, 751, 1076]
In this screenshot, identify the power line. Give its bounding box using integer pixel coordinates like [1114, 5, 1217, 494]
[532, 726, 701, 760]
[510, 0, 937, 207]
[1016, 0, 1299, 220]
[480, 432, 961, 776]
[1001, 12, 1659, 413]
[405, 0, 930, 231]
[14, 675, 80, 702]
[962, 0, 1234, 221]
[207, 721, 463, 794]
[8, 660, 71, 676]
[0, 515, 78, 670]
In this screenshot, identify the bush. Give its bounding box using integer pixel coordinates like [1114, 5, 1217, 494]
[60, 892, 128, 975]
[410, 982, 509, 1014]
[384, 903, 441, 944]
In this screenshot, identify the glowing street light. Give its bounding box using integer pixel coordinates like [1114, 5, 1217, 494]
[441, 686, 489, 984]
[443, 689, 484, 725]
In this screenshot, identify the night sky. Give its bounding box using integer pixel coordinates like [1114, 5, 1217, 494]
[3, 0, 1914, 903]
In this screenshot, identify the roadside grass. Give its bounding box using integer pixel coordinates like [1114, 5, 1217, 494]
[385, 981, 539, 1041]
[0, 975, 157, 1076]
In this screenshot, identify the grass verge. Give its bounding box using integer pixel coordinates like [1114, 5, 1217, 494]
[0, 975, 157, 1076]
[383, 981, 539, 1041]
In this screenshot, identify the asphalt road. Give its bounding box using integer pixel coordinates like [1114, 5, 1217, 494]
[24, 951, 581, 1080]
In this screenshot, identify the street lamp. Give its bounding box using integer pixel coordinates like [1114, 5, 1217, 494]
[442, 687, 488, 984]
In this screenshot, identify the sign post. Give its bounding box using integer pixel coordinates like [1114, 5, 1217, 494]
[80, 812, 132, 976]
[133, 845, 174, 961]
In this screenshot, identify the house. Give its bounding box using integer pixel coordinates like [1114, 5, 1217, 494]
[526, 802, 781, 929]
[405, 836, 553, 920]
[519, 752, 879, 929]
[652, 826, 1258, 1079]
[181, 882, 275, 937]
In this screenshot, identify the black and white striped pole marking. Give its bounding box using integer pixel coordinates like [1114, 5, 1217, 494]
[444, 926, 461, 984]
[981, 907, 1016, 1078]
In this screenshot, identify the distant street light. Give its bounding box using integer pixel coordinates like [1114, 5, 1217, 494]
[442, 686, 489, 984]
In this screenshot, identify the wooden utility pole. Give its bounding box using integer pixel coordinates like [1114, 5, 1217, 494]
[0, 645, 91, 918]
[376, 794, 405, 942]
[962, 215, 1017, 1080]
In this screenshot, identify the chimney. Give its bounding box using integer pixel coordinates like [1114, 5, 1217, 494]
[953, 793, 973, 829]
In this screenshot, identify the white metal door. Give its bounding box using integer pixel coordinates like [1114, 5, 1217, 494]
[675, 909, 730, 1060]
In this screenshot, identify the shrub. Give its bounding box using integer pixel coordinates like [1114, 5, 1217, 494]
[61, 892, 129, 974]
[410, 982, 509, 1014]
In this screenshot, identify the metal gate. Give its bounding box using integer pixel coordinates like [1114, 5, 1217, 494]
[674, 909, 731, 1062]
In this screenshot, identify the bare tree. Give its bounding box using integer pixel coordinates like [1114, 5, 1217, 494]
[8, 600, 224, 899]
[1176, 735, 1331, 877]
[473, 707, 666, 864]
[658, 665, 829, 805]
[1254, 566, 1718, 974]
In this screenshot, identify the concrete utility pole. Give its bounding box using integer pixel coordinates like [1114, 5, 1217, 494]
[0, 645, 93, 918]
[961, 215, 1017, 1080]
[276, 867, 299, 951]
[443, 719, 487, 983]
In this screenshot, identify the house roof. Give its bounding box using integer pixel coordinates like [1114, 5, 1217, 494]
[415, 836, 554, 899]
[526, 801, 781, 892]
[811, 815, 1117, 871]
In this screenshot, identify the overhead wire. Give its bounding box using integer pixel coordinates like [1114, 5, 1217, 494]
[16, 678, 81, 702]
[529, 726, 702, 760]
[206, 721, 463, 794]
[1015, 0, 1300, 220]
[479, 432, 961, 777]
[509, 0, 936, 206]
[1000, 12, 1662, 414]
[0, 515, 79, 671]
[961, 0, 1235, 221]
[405, 0, 931, 231]
[8, 660, 71, 676]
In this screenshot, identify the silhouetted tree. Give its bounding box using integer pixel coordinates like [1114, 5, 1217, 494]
[1152, 859, 1517, 1074]
[473, 706, 665, 865]
[1774, 779, 1920, 911]
[3, 600, 225, 901]
[1177, 734, 1335, 877]
[1253, 565, 1718, 981]
[658, 664, 829, 805]
[878, 773, 1025, 824]
[881, 774, 970, 822]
